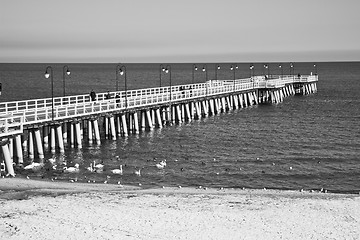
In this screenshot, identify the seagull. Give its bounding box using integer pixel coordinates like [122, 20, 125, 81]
[63, 163, 80, 173]
[111, 165, 123, 175]
[155, 162, 165, 169]
[160, 160, 166, 167]
[47, 158, 56, 165]
[134, 168, 141, 176]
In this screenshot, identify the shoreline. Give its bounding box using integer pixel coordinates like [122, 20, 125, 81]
[1, 176, 359, 199]
[1, 177, 359, 239]
[0, 176, 358, 201]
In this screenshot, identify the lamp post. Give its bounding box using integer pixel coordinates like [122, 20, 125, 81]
[264, 64, 269, 78]
[279, 64, 283, 79]
[290, 62, 294, 81]
[250, 64, 254, 78]
[159, 64, 166, 87]
[250, 64, 254, 88]
[202, 64, 208, 96]
[118, 65, 127, 108]
[164, 65, 172, 102]
[164, 65, 172, 124]
[44, 66, 54, 121]
[192, 64, 198, 84]
[202, 64, 208, 82]
[313, 63, 317, 75]
[215, 64, 220, 80]
[116, 64, 122, 91]
[230, 64, 236, 91]
[62, 65, 70, 96]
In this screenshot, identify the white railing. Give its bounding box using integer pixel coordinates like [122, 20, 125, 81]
[0, 113, 24, 137]
[0, 75, 318, 137]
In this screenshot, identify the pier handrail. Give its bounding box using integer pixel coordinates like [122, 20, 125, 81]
[0, 75, 317, 114]
[0, 113, 24, 137]
[0, 75, 318, 135]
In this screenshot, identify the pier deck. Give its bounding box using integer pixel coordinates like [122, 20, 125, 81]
[0, 75, 317, 136]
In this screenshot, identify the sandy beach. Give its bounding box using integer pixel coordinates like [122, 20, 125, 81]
[0, 177, 359, 240]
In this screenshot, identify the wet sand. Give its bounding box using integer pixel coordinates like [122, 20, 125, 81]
[1, 177, 359, 239]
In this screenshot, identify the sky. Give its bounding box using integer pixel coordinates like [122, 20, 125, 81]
[1, 0, 360, 63]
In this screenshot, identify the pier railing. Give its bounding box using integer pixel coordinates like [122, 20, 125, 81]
[0, 113, 24, 137]
[0, 75, 317, 135]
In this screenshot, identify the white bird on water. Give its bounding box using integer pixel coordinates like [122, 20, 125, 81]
[111, 165, 123, 175]
[155, 159, 167, 169]
[63, 163, 80, 173]
[47, 158, 56, 165]
[24, 162, 44, 171]
[134, 168, 141, 176]
[160, 160, 167, 167]
[155, 162, 165, 169]
[93, 161, 105, 173]
[86, 162, 94, 172]
[94, 160, 104, 170]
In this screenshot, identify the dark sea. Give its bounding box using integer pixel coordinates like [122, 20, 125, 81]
[0, 62, 359, 193]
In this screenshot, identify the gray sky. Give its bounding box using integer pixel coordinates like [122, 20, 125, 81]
[1, 0, 359, 63]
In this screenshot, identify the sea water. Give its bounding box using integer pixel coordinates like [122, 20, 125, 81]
[0, 62, 359, 193]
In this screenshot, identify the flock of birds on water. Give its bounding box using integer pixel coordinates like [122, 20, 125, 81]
[8, 156, 331, 193]
[19, 156, 169, 186]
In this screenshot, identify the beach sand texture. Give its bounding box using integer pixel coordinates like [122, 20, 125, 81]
[1, 178, 359, 240]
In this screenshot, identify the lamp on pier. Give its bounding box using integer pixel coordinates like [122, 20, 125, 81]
[118, 65, 128, 108]
[313, 63, 317, 75]
[202, 64, 208, 96]
[164, 65, 172, 124]
[202, 64, 208, 82]
[279, 64, 283, 79]
[230, 64, 237, 91]
[250, 64, 254, 78]
[164, 65, 172, 102]
[192, 64, 198, 84]
[215, 65, 220, 80]
[44, 66, 54, 121]
[290, 62, 294, 80]
[116, 64, 121, 91]
[159, 64, 166, 87]
[250, 64, 255, 88]
[62, 65, 71, 96]
[264, 64, 269, 78]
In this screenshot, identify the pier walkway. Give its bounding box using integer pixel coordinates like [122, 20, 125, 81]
[0, 74, 318, 176]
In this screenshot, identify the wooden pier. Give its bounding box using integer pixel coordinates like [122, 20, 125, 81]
[0, 74, 318, 176]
